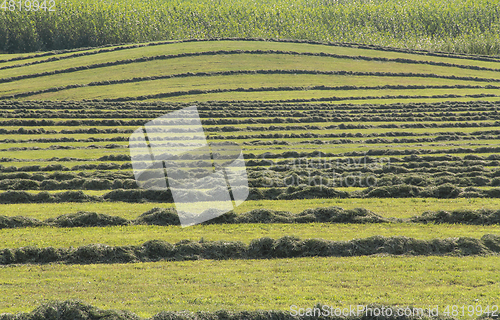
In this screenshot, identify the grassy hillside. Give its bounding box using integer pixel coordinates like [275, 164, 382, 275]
[0, 39, 500, 317]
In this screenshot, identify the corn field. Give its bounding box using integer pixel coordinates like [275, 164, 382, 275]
[0, 0, 500, 54]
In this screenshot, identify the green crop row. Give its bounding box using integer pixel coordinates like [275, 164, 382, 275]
[1, 0, 500, 54]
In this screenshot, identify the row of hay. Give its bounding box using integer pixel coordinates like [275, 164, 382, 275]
[1, 118, 499, 137]
[1, 170, 499, 191]
[1, 184, 500, 204]
[8, 129, 498, 143]
[3, 300, 489, 320]
[3, 105, 497, 120]
[7, 97, 500, 108]
[0, 128, 132, 135]
[0, 163, 128, 173]
[1, 234, 500, 265]
[1, 97, 498, 112]
[1, 147, 500, 167]
[103, 90, 500, 104]
[0, 154, 497, 176]
[2, 100, 499, 118]
[2, 207, 499, 230]
[208, 129, 500, 140]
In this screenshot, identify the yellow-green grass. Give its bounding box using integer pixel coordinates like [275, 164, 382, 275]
[0, 141, 130, 149]
[19, 76, 500, 101]
[3, 54, 498, 97]
[0, 125, 138, 131]
[3, 40, 500, 80]
[2, 223, 500, 249]
[317, 96, 500, 105]
[0, 148, 127, 160]
[208, 120, 499, 129]
[0, 133, 130, 141]
[0, 161, 127, 169]
[1, 198, 498, 220]
[0, 42, 150, 69]
[0, 256, 499, 317]
[237, 141, 500, 156]
[18, 190, 112, 196]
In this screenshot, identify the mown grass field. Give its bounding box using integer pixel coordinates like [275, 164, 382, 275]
[1, 257, 499, 317]
[1, 38, 500, 318]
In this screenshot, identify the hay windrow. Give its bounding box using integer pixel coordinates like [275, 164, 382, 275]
[1, 235, 499, 266]
[2, 207, 500, 230]
[4, 299, 495, 320]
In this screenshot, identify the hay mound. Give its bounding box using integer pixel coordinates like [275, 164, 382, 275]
[142, 240, 174, 260]
[46, 211, 129, 227]
[69, 244, 136, 264]
[0, 215, 46, 228]
[236, 209, 294, 223]
[364, 184, 421, 198]
[277, 186, 349, 200]
[134, 208, 180, 226]
[297, 207, 389, 223]
[410, 209, 500, 225]
[26, 300, 139, 320]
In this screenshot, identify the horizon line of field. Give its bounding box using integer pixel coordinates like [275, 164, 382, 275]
[3, 37, 500, 67]
[3, 37, 500, 66]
